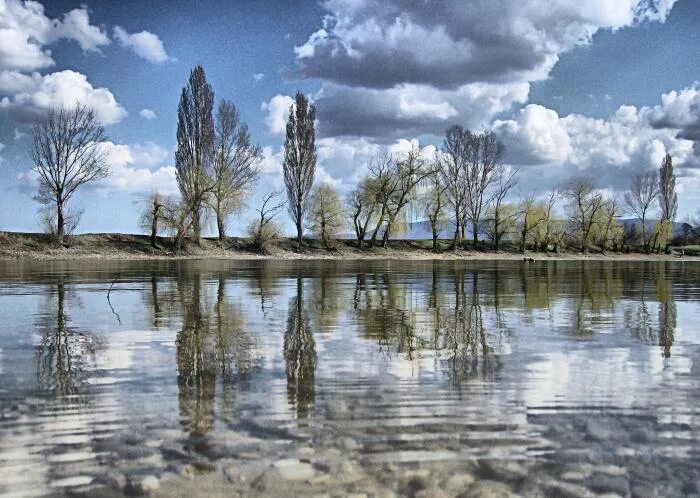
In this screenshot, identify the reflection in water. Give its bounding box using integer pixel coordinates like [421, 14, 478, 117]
[284, 276, 317, 419]
[176, 272, 216, 436]
[0, 259, 695, 497]
[35, 278, 103, 395]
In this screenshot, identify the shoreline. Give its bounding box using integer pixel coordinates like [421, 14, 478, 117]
[0, 232, 695, 262]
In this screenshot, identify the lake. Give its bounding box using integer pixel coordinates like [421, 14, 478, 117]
[0, 259, 699, 497]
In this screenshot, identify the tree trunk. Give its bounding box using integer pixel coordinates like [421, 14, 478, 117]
[296, 218, 303, 246]
[192, 204, 202, 246]
[472, 220, 478, 249]
[452, 222, 461, 251]
[216, 204, 225, 242]
[56, 200, 65, 245]
[151, 218, 158, 248]
[381, 218, 392, 248]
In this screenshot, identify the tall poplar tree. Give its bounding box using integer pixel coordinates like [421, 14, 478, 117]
[175, 65, 215, 245]
[283, 92, 316, 246]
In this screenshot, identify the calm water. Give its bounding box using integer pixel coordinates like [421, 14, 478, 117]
[0, 260, 699, 497]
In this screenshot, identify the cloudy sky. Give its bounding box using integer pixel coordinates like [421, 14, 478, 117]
[0, 0, 699, 234]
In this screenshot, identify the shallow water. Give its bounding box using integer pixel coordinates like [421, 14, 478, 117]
[0, 259, 699, 496]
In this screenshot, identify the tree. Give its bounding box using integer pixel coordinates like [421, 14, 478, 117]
[283, 92, 316, 246]
[484, 202, 517, 250]
[30, 104, 109, 245]
[486, 166, 518, 251]
[211, 99, 261, 241]
[139, 192, 167, 248]
[379, 147, 434, 247]
[423, 167, 449, 251]
[538, 190, 560, 252]
[307, 182, 343, 249]
[598, 197, 624, 254]
[438, 125, 470, 248]
[624, 171, 659, 253]
[517, 195, 546, 253]
[658, 153, 677, 252]
[464, 131, 505, 248]
[367, 153, 396, 247]
[347, 177, 379, 249]
[564, 177, 605, 253]
[176, 65, 215, 245]
[248, 191, 285, 254]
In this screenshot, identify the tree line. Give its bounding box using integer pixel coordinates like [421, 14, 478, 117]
[26, 64, 683, 254]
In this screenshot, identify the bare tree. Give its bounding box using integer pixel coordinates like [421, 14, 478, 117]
[438, 125, 470, 249]
[31, 104, 109, 245]
[486, 166, 518, 251]
[283, 92, 316, 246]
[564, 177, 605, 253]
[380, 147, 434, 247]
[347, 177, 378, 249]
[139, 192, 167, 248]
[248, 191, 285, 253]
[211, 99, 261, 241]
[367, 153, 396, 247]
[464, 131, 505, 248]
[424, 165, 449, 251]
[307, 183, 343, 249]
[624, 171, 659, 253]
[176, 65, 215, 245]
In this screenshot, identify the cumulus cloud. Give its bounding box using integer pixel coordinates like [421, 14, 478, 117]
[0, 69, 127, 125]
[493, 96, 697, 190]
[295, 0, 676, 90]
[113, 26, 169, 63]
[0, 0, 109, 72]
[261, 95, 294, 135]
[314, 81, 528, 139]
[97, 141, 177, 194]
[139, 108, 157, 120]
[253, 73, 265, 82]
[292, 0, 677, 140]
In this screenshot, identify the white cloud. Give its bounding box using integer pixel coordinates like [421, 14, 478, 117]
[113, 26, 169, 63]
[261, 95, 294, 135]
[492, 97, 696, 191]
[0, 1, 109, 72]
[13, 127, 26, 140]
[253, 73, 265, 82]
[0, 70, 127, 125]
[139, 108, 157, 120]
[97, 141, 177, 194]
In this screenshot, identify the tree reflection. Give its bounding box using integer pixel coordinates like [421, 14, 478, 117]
[35, 278, 103, 395]
[655, 264, 676, 358]
[284, 276, 316, 419]
[174, 272, 257, 436]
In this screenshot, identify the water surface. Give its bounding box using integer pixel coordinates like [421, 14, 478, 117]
[0, 260, 699, 496]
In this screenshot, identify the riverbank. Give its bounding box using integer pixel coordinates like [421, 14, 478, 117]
[0, 231, 694, 261]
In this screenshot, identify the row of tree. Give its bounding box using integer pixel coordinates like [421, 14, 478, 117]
[26, 64, 682, 253]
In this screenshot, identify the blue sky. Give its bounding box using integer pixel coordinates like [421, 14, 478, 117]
[0, 0, 699, 235]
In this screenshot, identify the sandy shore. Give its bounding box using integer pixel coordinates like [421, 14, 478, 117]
[0, 231, 693, 262]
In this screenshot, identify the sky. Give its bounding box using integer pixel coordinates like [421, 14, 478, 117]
[0, 0, 699, 235]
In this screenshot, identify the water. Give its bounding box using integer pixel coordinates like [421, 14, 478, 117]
[0, 259, 699, 496]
